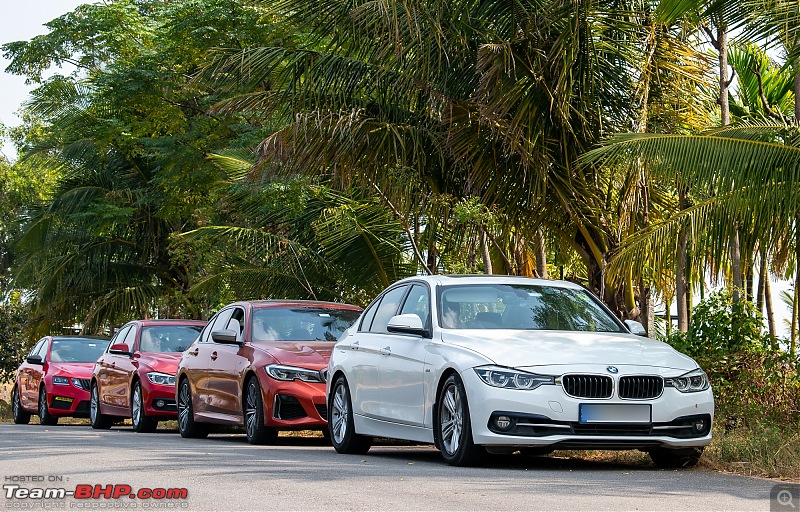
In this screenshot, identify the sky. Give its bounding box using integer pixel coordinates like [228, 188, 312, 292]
[0, 1, 794, 338]
[1, 0, 87, 160]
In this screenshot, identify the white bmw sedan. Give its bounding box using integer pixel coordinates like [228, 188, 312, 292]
[327, 275, 713, 467]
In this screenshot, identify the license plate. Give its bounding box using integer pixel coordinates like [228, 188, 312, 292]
[579, 404, 651, 424]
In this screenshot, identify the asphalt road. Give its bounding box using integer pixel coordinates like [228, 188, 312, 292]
[0, 423, 783, 511]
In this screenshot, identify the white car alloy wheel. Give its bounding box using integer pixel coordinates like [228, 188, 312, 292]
[330, 382, 348, 445]
[328, 377, 371, 454]
[440, 383, 463, 455]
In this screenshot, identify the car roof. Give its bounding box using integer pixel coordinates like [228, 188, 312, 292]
[232, 300, 362, 311]
[135, 319, 207, 326]
[394, 274, 585, 290]
[51, 336, 110, 342]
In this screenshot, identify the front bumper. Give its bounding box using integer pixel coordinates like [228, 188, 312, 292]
[47, 382, 91, 418]
[461, 368, 714, 449]
[257, 372, 327, 429]
[141, 380, 178, 419]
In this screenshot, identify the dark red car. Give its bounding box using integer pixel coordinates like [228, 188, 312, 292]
[176, 300, 361, 444]
[12, 336, 109, 425]
[90, 320, 206, 432]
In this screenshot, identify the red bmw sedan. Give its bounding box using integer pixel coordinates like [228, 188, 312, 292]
[90, 320, 206, 432]
[176, 301, 361, 444]
[12, 336, 109, 425]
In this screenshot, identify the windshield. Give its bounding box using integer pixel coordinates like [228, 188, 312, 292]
[437, 284, 623, 332]
[140, 325, 202, 352]
[50, 338, 108, 363]
[251, 307, 361, 342]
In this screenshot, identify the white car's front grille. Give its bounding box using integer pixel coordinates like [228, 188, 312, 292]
[561, 375, 613, 398]
[618, 376, 664, 399]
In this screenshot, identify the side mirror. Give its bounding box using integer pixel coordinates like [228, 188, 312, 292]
[211, 329, 241, 345]
[109, 343, 134, 356]
[387, 314, 430, 338]
[26, 355, 43, 365]
[624, 319, 647, 337]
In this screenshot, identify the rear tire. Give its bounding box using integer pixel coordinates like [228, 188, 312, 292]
[177, 378, 208, 439]
[435, 374, 485, 466]
[38, 387, 58, 426]
[328, 376, 371, 455]
[12, 385, 31, 424]
[90, 382, 113, 429]
[243, 376, 278, 445]
[649, 447, 704, 468]
[131, 381, 158, 433]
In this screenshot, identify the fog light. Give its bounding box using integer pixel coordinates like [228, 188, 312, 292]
[495, 415, 512, 430]
[693, 419, 705, 432]
[155, 400, 165, 408]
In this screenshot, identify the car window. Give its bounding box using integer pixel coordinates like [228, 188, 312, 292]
[29, 338, 46, 358]
[139, 325, 203, 352]
[122, 325, 138, 350]
[369, 285, 409, 333]
[50, 339, 107, 363]
[251, 307, 361, 342]
[437, 284, 622, 332]
[226, 308, 245, 341]
[37, 339, 50, 359]
[399, 284, 431, 328]
[205, 308, 234, 342]
[358, 299, 379, 332]
[109, 325, 131, 350]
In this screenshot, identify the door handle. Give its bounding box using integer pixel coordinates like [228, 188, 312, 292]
[210, 351, 218, 361]
[350, 341, 360, 351]
[188, 348, 199, 356]
[379, 346, 391, 356]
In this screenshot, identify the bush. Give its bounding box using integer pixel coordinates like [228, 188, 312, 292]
[662, 291, 800, 421]
[0, 299, 29, 383]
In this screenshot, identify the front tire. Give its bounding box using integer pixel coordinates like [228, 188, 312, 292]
[177, 378, 208, 439]
[38, 387, 58, 425]
[328, 376, 371, 454]
[131, 381, 158, 433]
[90, 382, 113, 429]
[12, 385, 31, 424]
[649, 447, 704, 468]
[436, 374, 485, 466]
[243, 376, 277, 445]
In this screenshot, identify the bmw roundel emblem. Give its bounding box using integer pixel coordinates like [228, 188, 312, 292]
[607, 366, 619, 374]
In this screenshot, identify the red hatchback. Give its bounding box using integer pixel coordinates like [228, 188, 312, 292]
[12, 336, 109, 425]
[90, 320, 206, 432]
[176, 301, 361, 443]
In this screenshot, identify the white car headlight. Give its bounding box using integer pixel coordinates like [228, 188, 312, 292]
[665, 368, 709, 393]
[474, 366, 554, 390]
[265, 364, 325, 383]
[52, 376, 70, 386]
[146, 372, 176, 386]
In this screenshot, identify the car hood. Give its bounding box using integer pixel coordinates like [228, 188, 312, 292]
[137, 352, 181, 375]
[48, 362, 95, 378]
[441, 330, 697, 371]
[251, 341, 333, 370]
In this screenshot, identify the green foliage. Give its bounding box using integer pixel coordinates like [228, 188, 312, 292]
[664, 291, 800, 420]
[0, 296, 30, 383]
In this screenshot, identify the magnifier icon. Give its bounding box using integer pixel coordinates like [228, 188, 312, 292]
[778, 490, 795, 508]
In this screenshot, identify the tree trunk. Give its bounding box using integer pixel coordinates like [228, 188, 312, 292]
[730, 231, 743, 302]
[676, 190, 689, 332]
[792, 220, 800, 355]
[718, 24, 730, 126]
[535, 227, 547, 278]
[756, 255, 766, 315]
[480, 230, 493, 275]
[764, 271, 776, 337]
[640, 281, 654, 336]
